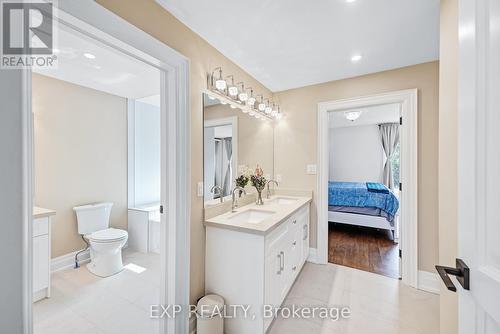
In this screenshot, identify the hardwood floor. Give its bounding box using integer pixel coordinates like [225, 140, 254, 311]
[328, 222, 400, 279]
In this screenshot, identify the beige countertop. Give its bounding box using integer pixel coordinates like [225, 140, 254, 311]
[33, 206, 56, 219]
[204, 195, 312, 235]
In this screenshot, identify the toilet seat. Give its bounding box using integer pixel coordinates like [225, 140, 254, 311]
[88, 228, 128, 243]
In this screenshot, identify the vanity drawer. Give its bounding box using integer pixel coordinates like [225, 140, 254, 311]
[33, 217, 49, 237]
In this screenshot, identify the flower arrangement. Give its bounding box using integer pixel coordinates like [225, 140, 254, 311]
[251, 165, 267, 205]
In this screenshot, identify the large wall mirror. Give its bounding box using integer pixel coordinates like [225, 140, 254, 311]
[203, 93, 274, 207]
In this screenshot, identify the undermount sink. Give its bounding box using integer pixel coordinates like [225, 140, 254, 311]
[266, 197, 298, 205]
[227, 209, 276, 224]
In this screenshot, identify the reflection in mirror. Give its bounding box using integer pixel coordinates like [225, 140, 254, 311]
[203, 93, 274, 208]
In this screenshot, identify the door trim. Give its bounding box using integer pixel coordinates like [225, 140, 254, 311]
[22, 1, 191, 333]
[316, 89, 418, 288]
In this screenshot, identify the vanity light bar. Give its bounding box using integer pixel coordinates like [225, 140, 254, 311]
[208, 68, 284, 121]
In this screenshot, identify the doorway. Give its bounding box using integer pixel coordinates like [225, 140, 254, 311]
[316, 89, 419, 287]
[21, 2, 190, 334]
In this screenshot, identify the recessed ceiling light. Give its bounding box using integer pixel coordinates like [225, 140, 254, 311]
[83, 52, 96, 59]
[351, 54, 362, 63]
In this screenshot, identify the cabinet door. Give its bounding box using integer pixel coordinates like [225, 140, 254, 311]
[33, 234, 49, 292]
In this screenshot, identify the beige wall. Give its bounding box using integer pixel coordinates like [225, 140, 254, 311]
[273, 62, 440, 272]
[439, 0, 459, 333]
[96, 0, 273, 304]
[33, 73, 128, 258]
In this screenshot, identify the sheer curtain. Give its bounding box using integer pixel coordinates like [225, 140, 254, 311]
[379, 123, 399, 189]
[222, 138, 232, 195]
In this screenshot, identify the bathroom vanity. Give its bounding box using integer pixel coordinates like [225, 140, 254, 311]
[33, 207, 55, 302]
[204, 195, 311, 334]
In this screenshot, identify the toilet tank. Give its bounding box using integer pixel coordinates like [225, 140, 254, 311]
[73, 202, 113, 235]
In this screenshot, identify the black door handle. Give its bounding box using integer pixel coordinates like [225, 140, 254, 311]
[435, 258, 470, 292]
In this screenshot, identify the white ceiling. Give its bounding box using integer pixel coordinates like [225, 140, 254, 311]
[157, 0, 439, 92]
[34, 25, 160, 99]
[329, 103, 400, 128]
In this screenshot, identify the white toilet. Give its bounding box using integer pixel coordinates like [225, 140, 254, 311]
[73, 202, 128, 277]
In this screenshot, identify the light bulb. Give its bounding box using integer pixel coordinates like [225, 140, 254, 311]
[258, 103, 266, 111]
[228, 85, 238, 97]
[238, 92, 248, 101]
[265, 106, 272, 114]
[247, 97, 256, 106]
[215, 79, 226, 90]
[275, 113, 283, 120]
[271, 109, 278, 116]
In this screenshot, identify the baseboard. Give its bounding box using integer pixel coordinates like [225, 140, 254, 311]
[307, 247, 318, 264]
[418, 270, 440, 295]
[51, 249, 90, 273]
[189, 316, 196, 334]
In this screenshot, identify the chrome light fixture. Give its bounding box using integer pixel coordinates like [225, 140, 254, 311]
[212, 67, 227, 91]
[207, 67, 284, 121]
[271, 104, 279, 117]
[227, 75, 238, 97]
[265, 99, 273, 114]
[257, 95, 266, 111]
[246, 88, 256, 106]
[237, 82, 248, 102]
[344, 110, 362, 121]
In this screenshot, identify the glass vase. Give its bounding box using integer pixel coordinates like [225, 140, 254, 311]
[256, 188, 264, 205]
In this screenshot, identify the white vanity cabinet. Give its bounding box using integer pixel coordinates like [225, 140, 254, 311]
[33, 207, 55, 302]
[205, 201, 310, 334]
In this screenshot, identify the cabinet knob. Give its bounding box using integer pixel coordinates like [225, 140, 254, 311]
[292, 241, 297, 246]
[293, 220, 297, 224]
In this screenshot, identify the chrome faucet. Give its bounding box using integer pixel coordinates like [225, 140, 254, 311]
[266, 180, 279, 199]
[231, 186, 246, 212]
[211, 185, 223, 203]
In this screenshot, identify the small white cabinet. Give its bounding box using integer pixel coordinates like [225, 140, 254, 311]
[32, 207, 55, 303]
[205, 202, 310, 334]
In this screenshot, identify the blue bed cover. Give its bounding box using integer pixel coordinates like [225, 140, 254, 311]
[328, 181, 399, 222]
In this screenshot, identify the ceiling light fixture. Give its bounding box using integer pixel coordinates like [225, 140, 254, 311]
[83, 52, 96, 59]
[351, 54, 362, 63]
[344, 110, 362, 121]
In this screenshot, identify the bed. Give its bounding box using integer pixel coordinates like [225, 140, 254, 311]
[328, 181, 400, 238]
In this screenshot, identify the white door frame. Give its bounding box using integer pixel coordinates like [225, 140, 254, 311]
[316, 89, 418, 288]
[21, 1, 191, 334]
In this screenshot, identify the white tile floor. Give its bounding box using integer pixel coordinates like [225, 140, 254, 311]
[34, 251, 161, 334]
[34, 254, 439, 334]
[268, 263, 439, 334]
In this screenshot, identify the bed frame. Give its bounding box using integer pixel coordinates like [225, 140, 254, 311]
[328, 210, 398, 240]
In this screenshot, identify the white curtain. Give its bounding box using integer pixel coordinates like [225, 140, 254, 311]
[379, 123, 399, 189]
[222, 138, 232, 195]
